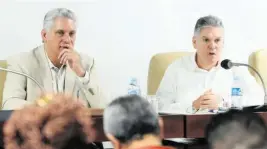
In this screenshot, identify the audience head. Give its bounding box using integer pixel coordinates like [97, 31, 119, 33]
[192, 15, 224, 69]
[205, 109, 267, 149]
[103, 95, 162, 149]
[4, 94, 95, 149]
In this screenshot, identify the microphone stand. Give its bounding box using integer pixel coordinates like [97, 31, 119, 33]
[0, 67, 46, 93]
[233, 63, 267, 112]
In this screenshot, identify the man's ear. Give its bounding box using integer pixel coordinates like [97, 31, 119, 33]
[106, 133, 121, 149]
[192, 36, 197, 49]
[158, 117, 164, 139]
[41, 29, 47, 43]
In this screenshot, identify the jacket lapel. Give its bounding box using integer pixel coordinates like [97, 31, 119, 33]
[35, 45, 53, 93]
[35, 45, 79, 95]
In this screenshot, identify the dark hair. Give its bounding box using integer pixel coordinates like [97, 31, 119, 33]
[194, 15, 223, 35]
[205, 109, 267, 149]
[3, 94, 95, 149]
[104, 95, 160, 144]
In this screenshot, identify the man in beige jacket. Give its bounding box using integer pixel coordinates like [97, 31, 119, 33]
[2, 8, 107, 110]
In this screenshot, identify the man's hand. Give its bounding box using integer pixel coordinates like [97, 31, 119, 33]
[77, 98, 88, 107]
[193, 89, 221, 110]
[58, 45, 85, 77]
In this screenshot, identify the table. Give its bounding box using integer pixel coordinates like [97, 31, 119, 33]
[0, 110, 185, 143]
[185, 114, 213, 138]
[1, 110, 267, 149]
[2, 110, 265, 140]
[185, 112, 267, 138]
[93, 114, 184, 142]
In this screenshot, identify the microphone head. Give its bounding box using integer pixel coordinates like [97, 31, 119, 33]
[35, 94, 53, 107]
[221, 59, 233, 69]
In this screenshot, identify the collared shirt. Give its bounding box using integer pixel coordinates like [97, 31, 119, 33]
[156, 53, 264, 114]
[46, 59, 67, 93]
[45, 51, 90, 93]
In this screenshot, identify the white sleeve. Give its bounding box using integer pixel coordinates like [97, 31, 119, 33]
[156, 65, 177, 111]
[156, 63, 190, 113]
[77, 71, 90, 85]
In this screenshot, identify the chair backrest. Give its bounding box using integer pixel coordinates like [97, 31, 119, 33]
[0, 60, 7, 109]
[249, 49, 267, 89]
[147, 52, 192, 95]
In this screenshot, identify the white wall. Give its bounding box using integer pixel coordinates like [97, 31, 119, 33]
[1, 0, 267, 101]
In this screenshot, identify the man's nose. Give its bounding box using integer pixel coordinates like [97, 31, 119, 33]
[209, 41, 217, 49]
[62, 34, 71, 43]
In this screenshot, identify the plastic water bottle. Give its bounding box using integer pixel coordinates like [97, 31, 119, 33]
[127, 77, 141, 95]
[231, 75, 243, 108]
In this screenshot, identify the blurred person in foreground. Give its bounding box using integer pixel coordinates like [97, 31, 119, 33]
[205, 109, 267, 149]
[156, 15, 263, 114]
[3, 94, 97, 149]
[2, 8, 107, 110]
[103, 95, 175, 149]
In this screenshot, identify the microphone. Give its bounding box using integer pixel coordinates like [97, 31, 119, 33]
[221, 59, 267, 111]
[0, 66, 53, 107]
[0, 67, 45, 93]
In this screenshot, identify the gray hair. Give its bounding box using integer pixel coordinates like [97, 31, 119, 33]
[194, 15, 223, 35]
[43, 8, 77, 31]
[103, 95, 160, 144]
[205, 109, 267, 149]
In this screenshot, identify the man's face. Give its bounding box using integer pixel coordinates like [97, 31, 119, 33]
[42, 17, 76, 56]
[192, 26, 224, 65]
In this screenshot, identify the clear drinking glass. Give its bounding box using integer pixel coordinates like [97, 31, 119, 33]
[146, 95, 158, 113]
[218, 95, 232, 112]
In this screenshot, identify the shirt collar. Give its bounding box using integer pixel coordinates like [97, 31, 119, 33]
[189, 52, 222, 72]
[44, 50, 66, 70]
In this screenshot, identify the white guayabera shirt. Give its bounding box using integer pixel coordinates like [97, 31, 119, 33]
[156, 53, 264, 114]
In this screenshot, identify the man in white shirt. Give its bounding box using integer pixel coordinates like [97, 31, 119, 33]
[156, 15, 264, 114]
[2, 8, 107, 110]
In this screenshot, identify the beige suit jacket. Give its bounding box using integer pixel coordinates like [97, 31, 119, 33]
[2, 45, 107, 110]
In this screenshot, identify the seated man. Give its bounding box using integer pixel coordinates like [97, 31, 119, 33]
[2, 8, 106, 110]
[103, 95, 175, 149]
[205, 109, 267, 149]
[156, 15, 263, 114]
